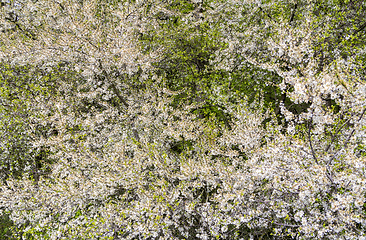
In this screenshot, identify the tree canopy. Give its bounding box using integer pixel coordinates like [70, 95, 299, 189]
[0, 0, 365, 239]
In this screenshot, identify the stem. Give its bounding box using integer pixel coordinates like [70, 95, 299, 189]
[344, 107, 366, 149]
[109, 81, 129, 108]
[307, 119, 319, 164]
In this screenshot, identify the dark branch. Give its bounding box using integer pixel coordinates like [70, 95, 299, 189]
[289, 3, 298, 24]
[344, 107, 366, 149]
[307, 119, 319, 164]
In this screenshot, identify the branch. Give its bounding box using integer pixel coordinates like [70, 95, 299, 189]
[258, 6, 277, 24]
[289, 3, 298, 24]
[6, 16, 37, 40]
[355, 21, 366, 35]
[98, 60, 129, 108]
[325, 111, 353, 152]
[109, 81, 129, 108]
[343, 107, 366, 149]
[307, 119, 319, 164]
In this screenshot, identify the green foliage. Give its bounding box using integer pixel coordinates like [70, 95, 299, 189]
[170, 137, 194, 155]
[0, 63, 67, 181]
[140, 0, 293, 127]
[0, 212, 17, 240]
[312, 0, 366, 69]
[0, 64, 38, 181]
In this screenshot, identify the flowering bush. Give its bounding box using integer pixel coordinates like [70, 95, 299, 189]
[0, 0, 365, 239]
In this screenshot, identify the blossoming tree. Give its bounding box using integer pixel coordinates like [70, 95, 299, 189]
[0, 0, 365, 239]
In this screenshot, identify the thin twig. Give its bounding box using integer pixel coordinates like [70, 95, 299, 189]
[344, 107, 366, 149]
[307, 119, 319, 164]
[109, 81, 129, 108]
[325, 111, 353, 152]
